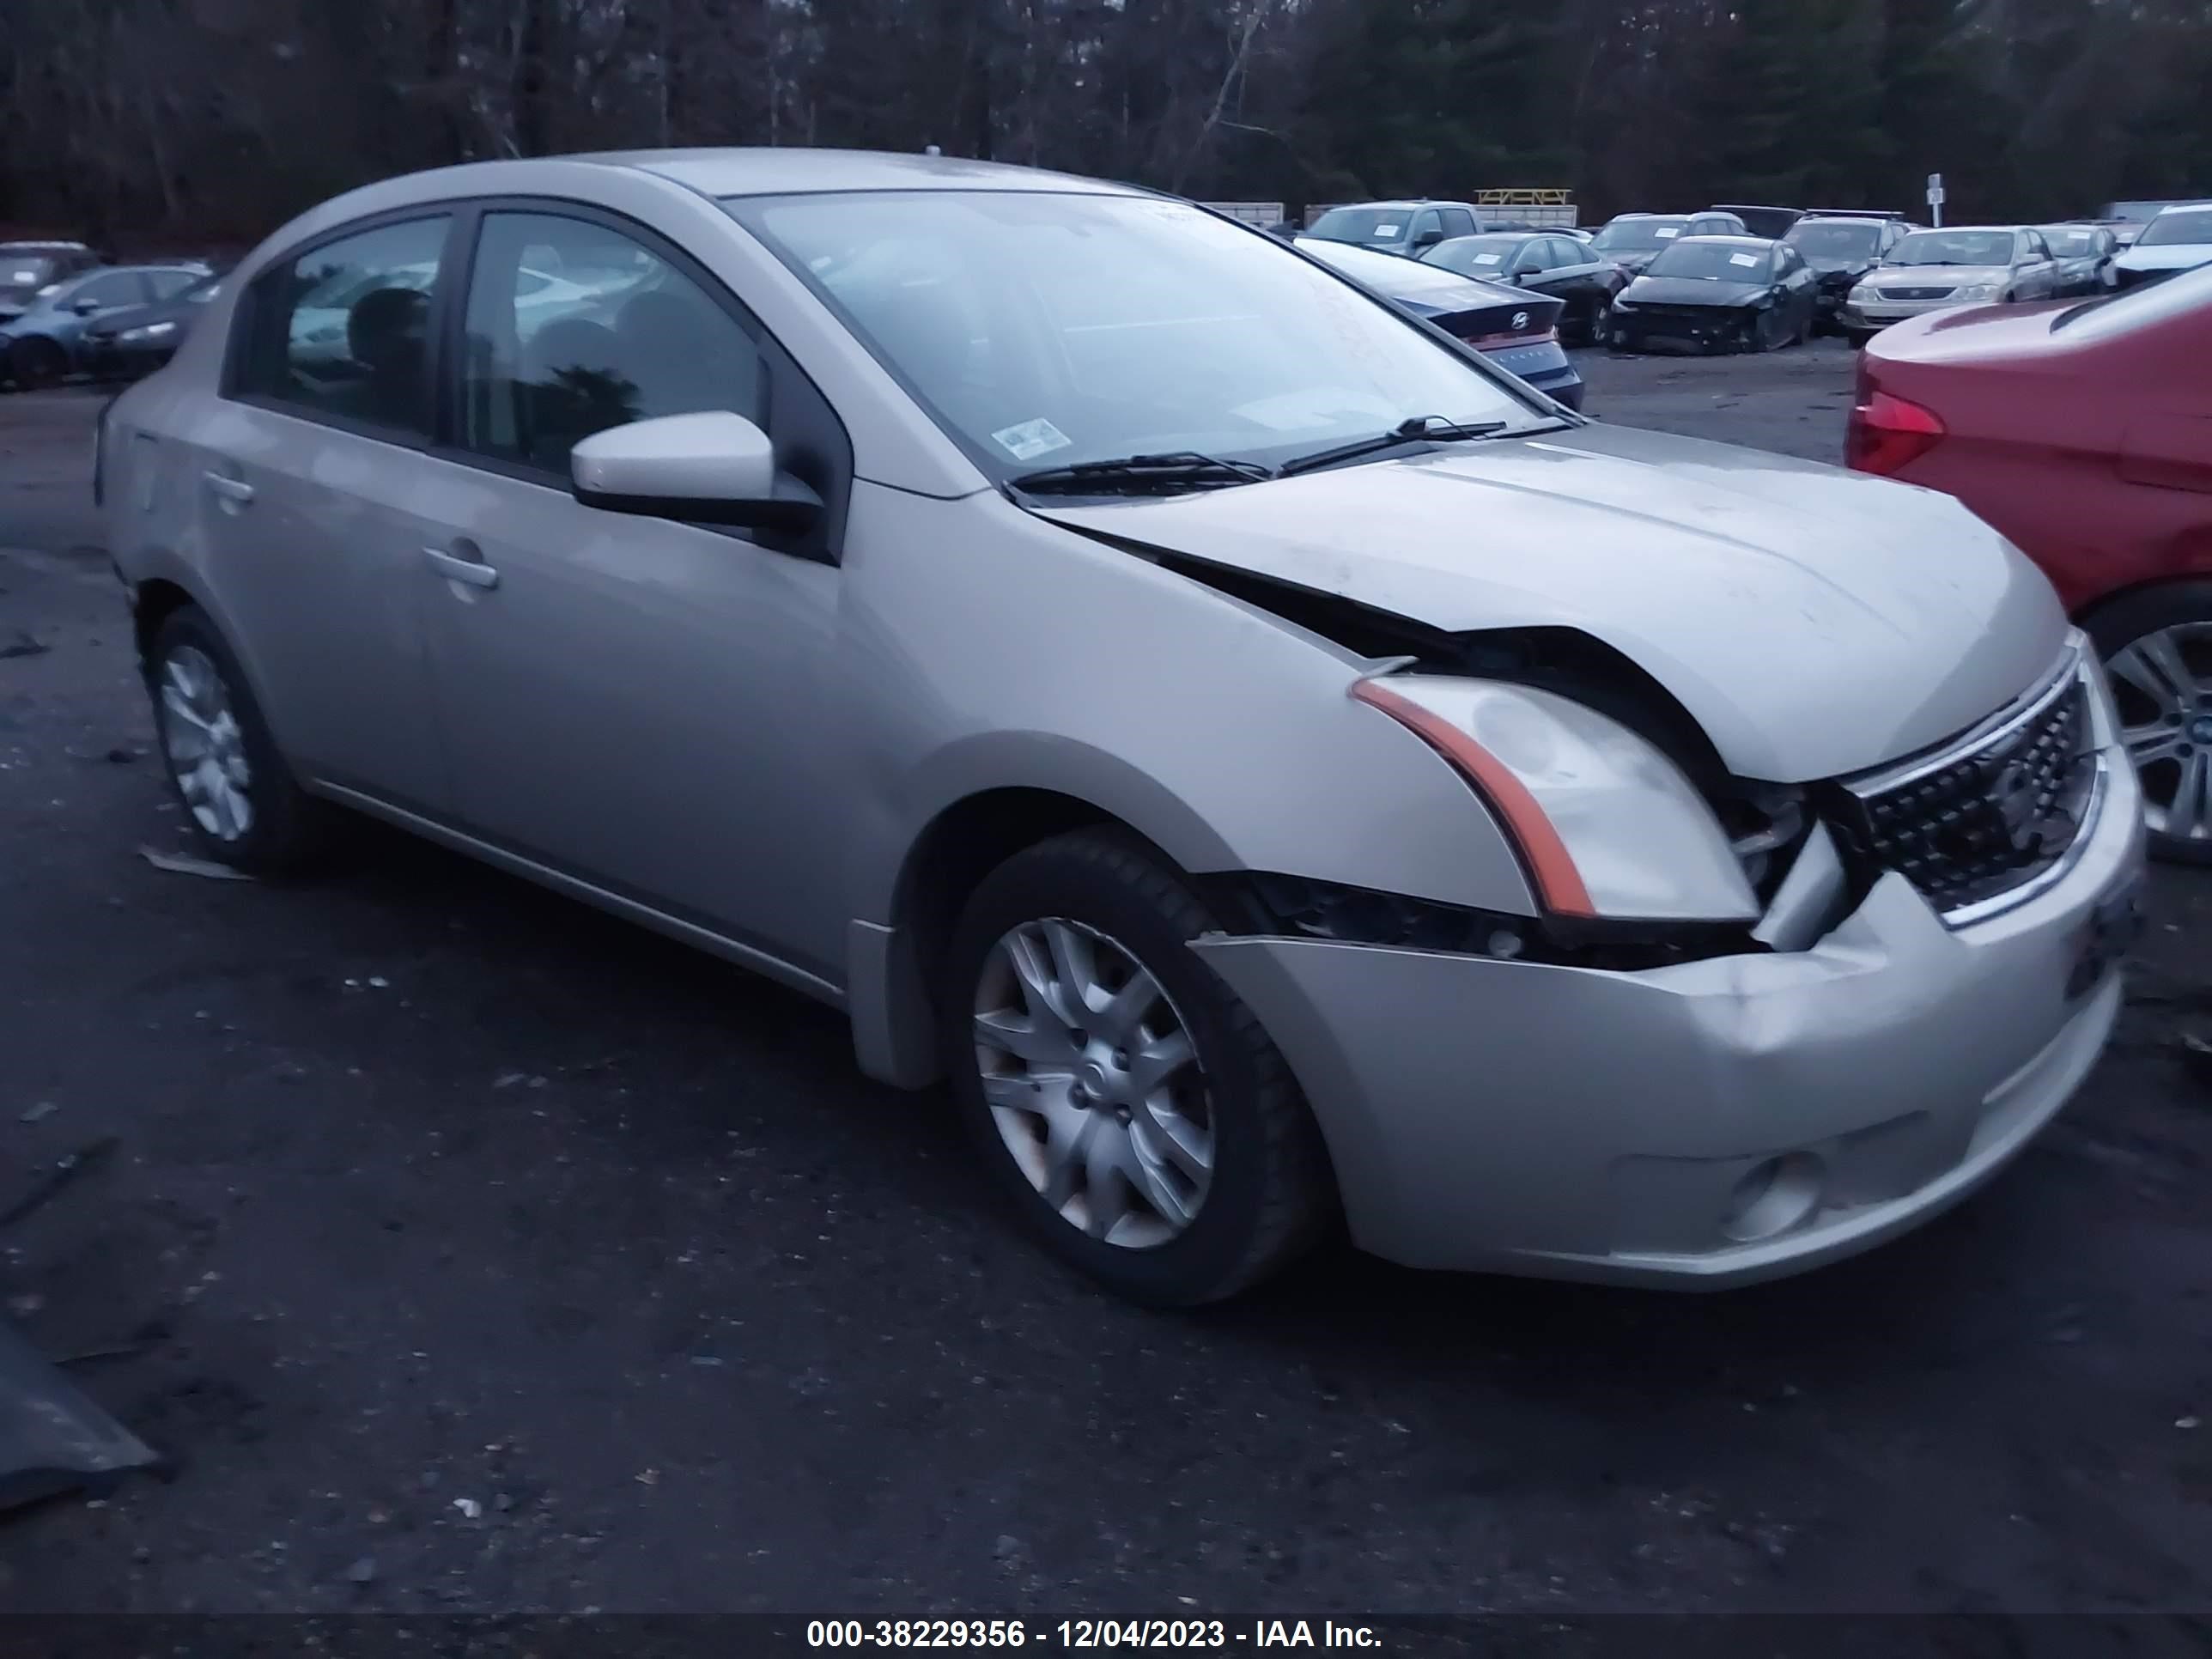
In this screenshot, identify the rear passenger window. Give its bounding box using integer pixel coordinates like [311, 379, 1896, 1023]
[234, 216, 452, 438]
[1546, 238, 1583, 267]
[1439, 208, 1477, 238]
[148, 270, 202, 301]
[458, 210, 764, 476]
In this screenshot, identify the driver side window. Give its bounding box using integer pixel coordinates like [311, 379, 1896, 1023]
[457, 210, 765, 477]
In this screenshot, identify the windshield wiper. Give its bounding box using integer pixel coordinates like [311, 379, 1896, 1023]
[1007, 452, 1274, 495]
[1278, 415, 1510, 479]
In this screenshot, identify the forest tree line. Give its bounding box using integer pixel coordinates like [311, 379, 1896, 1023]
[4, 0, 2209, 246]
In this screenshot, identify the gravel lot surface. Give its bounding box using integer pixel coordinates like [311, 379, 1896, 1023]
[3, 344, 2208, 1631]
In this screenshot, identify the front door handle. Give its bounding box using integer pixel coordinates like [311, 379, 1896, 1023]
[423, 546, 499, 590]
[203, 471, 254, 505]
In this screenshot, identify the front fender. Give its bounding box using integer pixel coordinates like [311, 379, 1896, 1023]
[834, 483, 1541, 1086]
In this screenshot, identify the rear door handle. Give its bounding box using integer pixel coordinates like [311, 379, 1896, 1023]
[423, 546, 499, 590]
[203, 471, 254, 505]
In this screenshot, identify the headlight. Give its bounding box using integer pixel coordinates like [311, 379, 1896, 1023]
[1350, 675, 1760, 921]
[1953, 283, 2001, 301]
[119, 321, 176, 343]
[1848, 283, 1876, 303]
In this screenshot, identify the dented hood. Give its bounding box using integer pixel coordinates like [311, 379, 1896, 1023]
[1031, 422, 2067, 782]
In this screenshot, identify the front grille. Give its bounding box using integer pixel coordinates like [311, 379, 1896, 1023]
[1824, 650, 2099, 921]
[1877, 285, 1955, 301]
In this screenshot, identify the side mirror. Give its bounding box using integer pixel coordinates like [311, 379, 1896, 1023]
[1411, 230, 1443, 252]
[71, 296, 103, 314]
[570, 410, 821, 535]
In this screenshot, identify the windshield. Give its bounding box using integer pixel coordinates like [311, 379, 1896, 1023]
[1785, 222, 1879, 259]
[1419, 235, 1522, 276]
[184, 274, 224, 305]
[2139, 210, 2212, 248]
[1593, 217, 1689, 252]
[2038, 227, 2099, 257]
[1304, 207, 1425, 249]
[3, 256, 58, 289]
[1645, 240, 1771, 282]
[727, 191, 1547, 480]
[2103, 201, 2192, 224]
[1889, 230, 2017, 266]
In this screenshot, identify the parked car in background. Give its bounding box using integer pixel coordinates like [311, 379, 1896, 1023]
[1607, 235, 1818, 353]
[2036, 223, 2120, 295]
[2, 263, 210, 388]
[1708, 204, 1805, 240]
[102, 149, 2143, 1304]
[2098, 199, 2212, 247]
[1417, 231, 1623, 343]
[1850, 265, 2212, 861]
[2111, 204, 2212, 290]
[1304, 201, 1512, 259]
[0, 240, 102, 322]
[81, 270, 227, 380]
[1784, 213, 1914, 332]
[1589, 211, 1749, 277]
[1838, 226, 2063, 342]
[1296, 237, 1584, 408]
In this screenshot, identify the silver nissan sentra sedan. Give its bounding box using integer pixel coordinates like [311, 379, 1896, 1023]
[100, 149, 2147, 1306]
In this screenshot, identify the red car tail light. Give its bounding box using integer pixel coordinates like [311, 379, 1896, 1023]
[1846, 388, 1946, 477]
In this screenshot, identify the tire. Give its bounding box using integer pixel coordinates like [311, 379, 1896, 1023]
[9, 335, 70, 391]
[2082, 582, 2212, 866]
[941, 828, 1332, 1306]
[145, 604, 334, 875]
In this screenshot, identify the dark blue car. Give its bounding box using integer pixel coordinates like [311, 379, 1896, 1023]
[1, 263, 209, 389]
[1294, 236, 1585, 410]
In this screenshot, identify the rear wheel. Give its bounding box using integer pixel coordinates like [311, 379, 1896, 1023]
[9, 335, 69, 390]
[146, 605, 334, 874]
[941, 829, 1332, 1305]
[2085, 582, 2212, 865]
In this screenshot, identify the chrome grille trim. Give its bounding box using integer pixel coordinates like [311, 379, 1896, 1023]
[1827, 639, 2106, 927]
[1844, 638, 2085, 798]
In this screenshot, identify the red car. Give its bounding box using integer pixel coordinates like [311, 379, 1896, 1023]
[1847, 265, 2212, 861]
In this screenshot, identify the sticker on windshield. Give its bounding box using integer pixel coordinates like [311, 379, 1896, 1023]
[1729, 252, 1760, 267]
[1473, 252, 1503, 264]
[1370, 223, 1402, 238]
[992, 418, 1073, 463]
[9, 270, 34, 283]
[1655, 227, 1681, 239]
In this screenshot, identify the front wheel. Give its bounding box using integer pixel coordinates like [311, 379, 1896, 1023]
[942, 829, 1332, 1305]
[146, 605, 334, 874]
[9, 335, 69, 390]
[2086, 584, 2212, 865]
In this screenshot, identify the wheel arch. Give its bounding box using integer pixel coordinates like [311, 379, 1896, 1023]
[845, 738, 1245, 1091]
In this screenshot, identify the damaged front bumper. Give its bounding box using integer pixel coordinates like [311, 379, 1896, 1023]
[1193, 734, 2145, 1287]
[1607, 308, 1763, 355]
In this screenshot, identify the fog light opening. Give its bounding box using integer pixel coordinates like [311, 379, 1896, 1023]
[1720, 1152, 1826, 1243]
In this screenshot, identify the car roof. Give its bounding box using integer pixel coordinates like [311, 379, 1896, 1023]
[1668, 234, 1775, 249]
[1904, 224, 2026, 234]
[2148, 201, 2212, 217]
[1316, 199, 1474, 212]
[578, 147, 1139, 198]
[1795, 214, 1892, 225]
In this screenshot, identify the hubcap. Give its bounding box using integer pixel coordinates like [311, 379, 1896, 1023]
[2109, 624, 2212, 842]
[972, 918, 1214, 1249]
[158, 645, 254, 842]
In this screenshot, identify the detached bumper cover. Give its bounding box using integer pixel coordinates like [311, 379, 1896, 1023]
[1193, 742, 2144, 1285]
